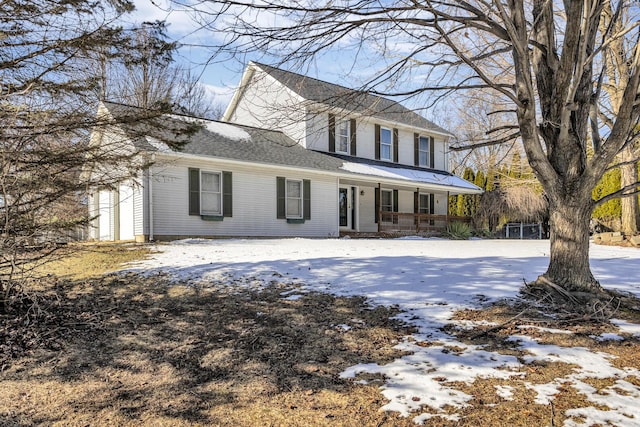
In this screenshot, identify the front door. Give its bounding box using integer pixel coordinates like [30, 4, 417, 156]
[339, 188, 348, 227]
[339, 187, 357, 230]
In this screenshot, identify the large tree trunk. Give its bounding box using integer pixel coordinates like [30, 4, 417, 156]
[620, 145, 639, 235]
[541, 195, 602, 293]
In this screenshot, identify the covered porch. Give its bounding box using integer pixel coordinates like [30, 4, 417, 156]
[337, 179, 477, 236]
[377, 211, 472, 233]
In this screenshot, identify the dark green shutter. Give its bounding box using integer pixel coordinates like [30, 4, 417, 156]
[303, 179, 311, 220]
[393, 128, 399, 163]
[350, 118, 357, 156]
[276, 176, 286, 219]
[222, 171, 232, 217]
[414, 133, 419, 166]
[374, 187, 380, 223]
[430, 136, 435, 168]
[392, 189, 399, 225]
[328, 114, 336, 152]
[429, 193, 435, 226]
[188, 168, 200, 215]
[374, 124, 381, 160]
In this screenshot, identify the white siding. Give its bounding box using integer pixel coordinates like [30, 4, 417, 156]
[98, 190, 113, 240]
[433, 193, 448, 215]
[357, 184, 378, 233]
[133, 177, 145, 237]
[88, 193, 99, 240]
[118, 182, 135, 240]
[304, 112, 329, 152]
[227, 68, 307, 146]
[149, 158, 339, 238]
[434, 137, 447, 171]
[355, 118, 377, 160]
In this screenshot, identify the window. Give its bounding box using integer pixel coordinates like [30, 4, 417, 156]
[337, 120, 350, 153]
[200, 171, 222, 216]
[277, 177, 311, 221]
[286, 179, 303, 218]
[188, 168, 232, 219]
[380, 127, 392, 161]
[418, 193, 430, 214]
[381, 189, 393, 212]
[419, 136, 430, 167]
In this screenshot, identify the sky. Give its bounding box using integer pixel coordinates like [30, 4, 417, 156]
[128, 0, 368, 111]
[127, 0, 448, 121]
[128, 0, 239, 107]
[126, 237, 640, 425]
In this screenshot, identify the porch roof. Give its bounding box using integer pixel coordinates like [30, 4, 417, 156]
[324, 152, 482, 194]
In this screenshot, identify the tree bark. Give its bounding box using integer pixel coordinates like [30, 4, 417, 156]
[620, 145, 639, 235]
[541, 195, 601, 293]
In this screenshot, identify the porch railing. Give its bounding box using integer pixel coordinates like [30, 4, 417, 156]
[378, 212, 472, 233]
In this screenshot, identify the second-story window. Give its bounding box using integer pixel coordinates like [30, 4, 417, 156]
[419, 136, 430, 167]
[337, 120, 350, 153]
[380, 127, 392, 161]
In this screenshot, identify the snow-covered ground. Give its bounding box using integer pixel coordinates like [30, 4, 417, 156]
[128, 238, 640, 425]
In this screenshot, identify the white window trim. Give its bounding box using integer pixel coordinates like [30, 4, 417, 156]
[336, 120, 351, 154]
[418, 135, 430, 167]
[285, 179, 303, 219]
[380, 126, 392, 161]
[200, 170, 222, 216]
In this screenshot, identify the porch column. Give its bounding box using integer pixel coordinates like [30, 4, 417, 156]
[416, 187, 420, 233]
[446, 191, 450, 226]
[377, 182, 381, 233]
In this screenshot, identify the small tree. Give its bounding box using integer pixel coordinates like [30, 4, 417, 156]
[0, 0, 193, 311]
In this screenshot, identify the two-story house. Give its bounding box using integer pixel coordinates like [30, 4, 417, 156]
[89, 63, 480, 241]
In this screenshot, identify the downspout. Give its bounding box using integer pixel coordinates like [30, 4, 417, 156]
[148, 157, 154, 241]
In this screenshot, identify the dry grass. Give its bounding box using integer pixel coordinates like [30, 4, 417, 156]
[36, 243, 151, 280]
[2, 245, 640, 426]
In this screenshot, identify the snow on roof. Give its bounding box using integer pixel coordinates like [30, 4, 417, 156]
[340, 162, 482, 192]
[203, 120, 251, 141]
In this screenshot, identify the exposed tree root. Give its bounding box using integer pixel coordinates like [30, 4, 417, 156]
[521, 276, 640, 322]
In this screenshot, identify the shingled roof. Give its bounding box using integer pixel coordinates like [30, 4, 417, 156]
[100, 102, 479, 193]
[252, 62, 452, 136]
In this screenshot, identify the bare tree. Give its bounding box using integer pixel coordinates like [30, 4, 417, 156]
[92, 24, 225, 119]
[598, 3, 640, 235]
[180, 1, 640, 296]
[0, 0, 193, 311]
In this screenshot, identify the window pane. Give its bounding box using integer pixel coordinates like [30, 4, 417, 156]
[381, 144, 391, 160]
[381, 190, 392, 211]
[200, 172, 222, 215]
[287, 180, 301, 197]
[419, 194, 429, 213]
[419, 136, 429, 151]
[287, 199, 302, 217]
[286, 180, 303, 218]
[380, 128, 391, 144]
[419, 151, 428, 166]
[202, 193, 221, 213]
[201, 172, 220, 191]
[337, 121, 350, 153]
